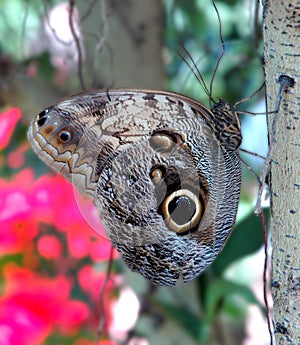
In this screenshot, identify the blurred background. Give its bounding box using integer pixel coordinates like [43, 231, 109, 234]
[0, 0, 270, 344]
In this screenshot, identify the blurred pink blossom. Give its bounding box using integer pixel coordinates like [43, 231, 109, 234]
[0, 264, 89, 345]
[0, 108, 22, 150]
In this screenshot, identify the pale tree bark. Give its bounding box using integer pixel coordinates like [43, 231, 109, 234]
[263, 1, 300, 344]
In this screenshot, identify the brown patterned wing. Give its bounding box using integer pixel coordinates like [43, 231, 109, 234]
[27, 89, 241, 286]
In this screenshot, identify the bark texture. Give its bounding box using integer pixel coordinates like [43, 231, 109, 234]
[263, 1, 300, 344]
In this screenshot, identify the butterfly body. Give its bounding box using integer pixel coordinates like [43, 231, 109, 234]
[28, 89, 241, 286]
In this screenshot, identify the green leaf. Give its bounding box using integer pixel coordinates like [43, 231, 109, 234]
[157, 300, 209, 342]
[203, 278, 263, 322]
[212, 210, 269, 274]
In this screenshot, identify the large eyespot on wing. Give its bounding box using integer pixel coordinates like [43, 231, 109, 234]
[161, 189, 203, 233]
[148, 129, 208, 236]
[177, 125, 242, 283]
[149, 164, 207, 235]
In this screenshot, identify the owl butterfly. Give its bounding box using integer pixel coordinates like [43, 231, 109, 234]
[28, 89, 242, 286]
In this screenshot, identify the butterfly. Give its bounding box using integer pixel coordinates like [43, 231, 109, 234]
[28, 89, 242, 286]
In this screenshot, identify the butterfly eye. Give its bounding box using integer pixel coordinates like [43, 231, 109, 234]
[37, 109, 50, 127]
[162, 189, 203, 234]
[58, 130, 72, 143]
[38, 109, 49, 119]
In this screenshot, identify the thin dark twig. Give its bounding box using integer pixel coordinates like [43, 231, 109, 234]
[68, 0, 86, 90]
[240, 156, 261, 183]
[95, 244, 114, 345]
[20, 0, 30, 59]
[235, 82, 265, 108]
[258, 210, 273, 345]
[81, 0, 98, 22]
[252, 0, 260, 50]
[240, 148, 266, 161]
[239, 148, 266, 186]
[42, 1, 73, 46]
[209, 0, 225, 108]
[236, 109, 266, 116]
[93, 0, 109, 87]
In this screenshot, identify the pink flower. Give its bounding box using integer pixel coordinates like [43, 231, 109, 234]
[7, 142, 29, 169]
[90, 239, 119, 262]
[78, 265, 116, 302]
[0, 108, 22, 150]
[37, 234, 62, 259]
[0, 106, 120, 345]
[0, 169, 38, 254]
[0, 264, 89, 345]
[0, 168, 117, 262]
[33, 174, 117, 262]
[77, 264, 120, 332]
[74, 339, 118, 345]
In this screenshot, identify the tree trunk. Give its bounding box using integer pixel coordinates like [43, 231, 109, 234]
[77, 0, 165, 90]
[263, 1, 300, 344]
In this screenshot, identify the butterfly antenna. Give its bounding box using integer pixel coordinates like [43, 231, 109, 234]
[178, 46, 214, 104]
[209, 0, 225, 109]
